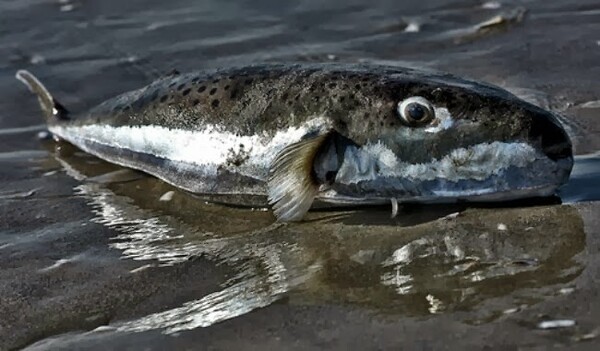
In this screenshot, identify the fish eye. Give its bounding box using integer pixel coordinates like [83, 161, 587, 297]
[397, 96, 435, 126]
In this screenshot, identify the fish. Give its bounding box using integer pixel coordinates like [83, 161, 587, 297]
[16, 63, 573, 221]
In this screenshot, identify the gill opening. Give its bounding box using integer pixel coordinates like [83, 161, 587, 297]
[312, 132, 356, 187]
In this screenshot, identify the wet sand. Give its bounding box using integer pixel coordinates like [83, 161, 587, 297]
[1, 0, 600, 350]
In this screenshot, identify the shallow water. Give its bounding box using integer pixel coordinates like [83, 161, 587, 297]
[1, 0, 600, 350]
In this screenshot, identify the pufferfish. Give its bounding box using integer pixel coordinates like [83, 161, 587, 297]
[16, 63, 573, 221]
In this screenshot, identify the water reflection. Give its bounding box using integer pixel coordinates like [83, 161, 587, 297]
[48, 144, 586, 334]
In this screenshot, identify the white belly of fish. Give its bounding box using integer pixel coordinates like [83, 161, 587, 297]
[48, 117, 331, 197]
[50, 117, 329, 180]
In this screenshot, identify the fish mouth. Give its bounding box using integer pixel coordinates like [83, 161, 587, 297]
[320, 140, 574, 206]
[317, 185, 559, 206]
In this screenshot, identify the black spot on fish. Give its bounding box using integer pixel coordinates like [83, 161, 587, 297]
[364, 113, 369, 119]
[282, 92, 289, 100]
[177, 83, 186, 91]
[160, 95, 168, 103]
[211, 99, 220, 108]
[244, 78, 253, 85]
[380, 122, 384, 126]
[192, 77, 200, 83]
[198, 86, 206, 93]
[192, 99, 200, 106]
[355, 84, 361, 90]
[212, 79, 220, 83]
[230, 90, 238, 99]
[182, 88, 191, 96]
[224, 85, 230, 90]
[209, 87, 217, 95]
[168, 82, 177, 88]
[340, 96, 346, 103]
[225, 145, 250, 167]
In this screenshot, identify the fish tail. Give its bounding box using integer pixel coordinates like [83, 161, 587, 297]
[16, 70, 69, 123]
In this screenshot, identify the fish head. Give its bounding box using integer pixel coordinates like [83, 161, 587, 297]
[315, 71, 574, 204]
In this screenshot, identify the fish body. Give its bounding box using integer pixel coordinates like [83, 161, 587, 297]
[17, 63, 573, 221]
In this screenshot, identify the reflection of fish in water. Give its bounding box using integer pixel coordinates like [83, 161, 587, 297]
[16, 64, 573, 221]
[49, 149, 587, 331]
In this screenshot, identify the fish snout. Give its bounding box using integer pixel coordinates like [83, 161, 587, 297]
[528, 109, 573, 180]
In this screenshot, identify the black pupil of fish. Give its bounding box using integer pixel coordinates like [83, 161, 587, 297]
[407, 103, 426, 121]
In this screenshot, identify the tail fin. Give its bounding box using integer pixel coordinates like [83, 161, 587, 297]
[16, 70, 69, 123]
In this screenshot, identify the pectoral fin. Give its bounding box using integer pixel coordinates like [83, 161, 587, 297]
[268, 132, 332, 222]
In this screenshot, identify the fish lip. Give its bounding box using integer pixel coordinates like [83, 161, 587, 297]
[322, 152, 574, 205]
[317, 183, 563, 205]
